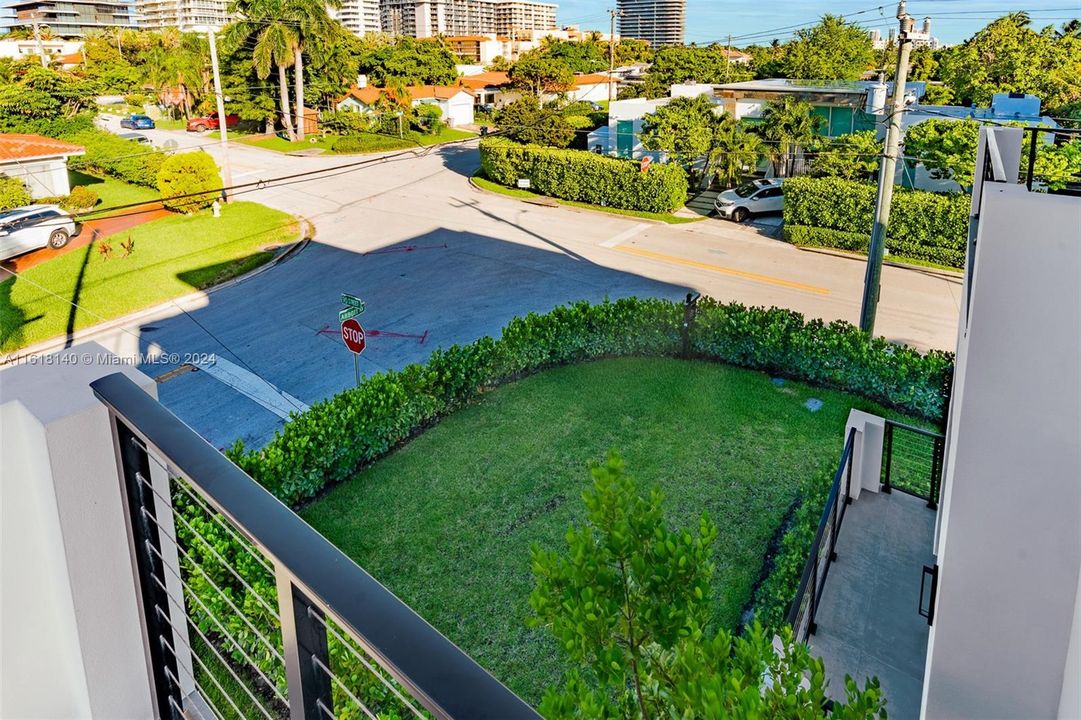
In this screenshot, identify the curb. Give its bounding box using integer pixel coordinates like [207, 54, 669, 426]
[0, 217, 315, 365]
[794, 245, 964, 281]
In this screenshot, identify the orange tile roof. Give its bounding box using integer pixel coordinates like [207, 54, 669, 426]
[338, 85, 385, 106]
[337, 84, 471, 106]
[57, 53, 82, 64]
[459, 71, 512, 90]
[0, 133, 85, 162]
[573, 74, 611, 86]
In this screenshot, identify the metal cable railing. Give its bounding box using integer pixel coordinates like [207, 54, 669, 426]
[786, 427, 856, 642]
[92, 372, 539, 720]
[1020, 126, 1081, 194]
[882, 420, 945, 508]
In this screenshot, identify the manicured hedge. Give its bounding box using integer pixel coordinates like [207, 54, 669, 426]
[229, 298, 952, 507]
[66, 128, 165, 188]
[479, 137, 688, 213]
[782, 176, 970, 268]
[0, 176, 31, 211]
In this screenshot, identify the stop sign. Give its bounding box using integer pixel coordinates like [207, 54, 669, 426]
[341, 318, 366, 354]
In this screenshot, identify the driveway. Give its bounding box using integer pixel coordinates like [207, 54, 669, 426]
[9, 136, 962, 449]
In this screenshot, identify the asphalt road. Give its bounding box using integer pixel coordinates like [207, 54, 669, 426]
[43, 123, 963, 448]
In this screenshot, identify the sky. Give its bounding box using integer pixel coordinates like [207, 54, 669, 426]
[554, 0, 1078, 46]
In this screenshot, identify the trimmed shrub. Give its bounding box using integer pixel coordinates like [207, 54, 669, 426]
[782, 175, 970, 268]
[64, 185, 98, 211]
[0, 176, 32, 211]
[227, 298, 952, 507]
[157, 152, 220, 213]
[479, 137, 688, 213]
[67, 128, 165, 188]
[332, 135, 367, 153]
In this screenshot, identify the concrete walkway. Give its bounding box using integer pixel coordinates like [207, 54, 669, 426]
[809, 491, 936, 720]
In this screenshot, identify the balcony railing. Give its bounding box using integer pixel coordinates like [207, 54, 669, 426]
[786, 427, 856, 642]
[92, 372, 539, 720]
[1019, 126, 1081, 194]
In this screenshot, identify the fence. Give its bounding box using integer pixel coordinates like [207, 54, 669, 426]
[882, 420, 945, 509]
[786, 427, 856, 642]
[92, 372, 539, 720]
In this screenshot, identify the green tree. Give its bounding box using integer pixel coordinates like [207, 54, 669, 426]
[758, 96, 823, 176]
[357, 36, 458, 86]
[540, 39, 607, 74]
[780, 14, 875, 81]
[613, 38, 654, 66]
[157, 151, 221, 213]
[486, 55, 512, 72]
[493, 95, 575, 148]
[809, 130, 882, 180]
[640, 95, 724, 168]
[937, 13, 1081, 111]
[143, 30, 209, 120]
[530, 452, 888, 719]
[711, 118, 763, 188]
[509, 53, 575, 97]
[641, 45, 752, 97]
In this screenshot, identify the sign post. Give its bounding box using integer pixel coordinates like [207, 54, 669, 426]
[341, 317, 366, 387]
[339, 292, 366, 387]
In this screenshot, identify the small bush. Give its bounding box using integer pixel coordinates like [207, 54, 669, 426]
[156, 152, 220, 213]
[64, 185, 98, 211]
[332, 135, 367, 153]
[782, 175, 969, 268]
[0, 176, 32, 211]
[479, 137, 688, 213]
[412, 103, 444, 134]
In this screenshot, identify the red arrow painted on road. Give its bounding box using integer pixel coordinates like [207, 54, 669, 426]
[316, 325, 428, 344]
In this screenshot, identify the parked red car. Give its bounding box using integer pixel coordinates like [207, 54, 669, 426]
[186, 112, 240, 133]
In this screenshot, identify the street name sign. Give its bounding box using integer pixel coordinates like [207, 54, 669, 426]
[339, 306, 363, 322]
[341, 293, 366, 311]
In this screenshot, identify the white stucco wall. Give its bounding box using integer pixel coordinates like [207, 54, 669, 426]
[571, 83, 610, 104]
[921, 182, 1081, 719]
[0, 343, 194, 718]
[1, 158, 73, 198]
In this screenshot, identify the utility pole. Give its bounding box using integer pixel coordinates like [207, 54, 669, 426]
[859, 0, 913, 334]
[725, 33, 732, 82]
[27, 11, 47, 68]
[608, 8, 624, 103]
[205, 28, 234, 202]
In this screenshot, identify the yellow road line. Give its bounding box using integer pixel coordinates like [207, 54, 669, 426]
[615, 245, 830, 295]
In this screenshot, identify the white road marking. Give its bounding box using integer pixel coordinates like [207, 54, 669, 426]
[192, 356, 309, 420]
[601, 223, 649, 248]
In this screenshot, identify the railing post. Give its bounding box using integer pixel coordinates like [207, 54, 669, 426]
[829, 485, 840, 562]
[808, 559, 818, 637]
[111, 417, 183, 720]
[845, 447, 854, 505]
[276, 569, 334, 720]
[928, 435, 944, 510]
[882, 422, 894, 493]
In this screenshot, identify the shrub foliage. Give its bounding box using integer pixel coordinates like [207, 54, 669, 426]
[479, 137, 688, 213]
[782, 175, 970, 268]
[67, 128, 165, 187]
[0, 176, 32, 211]
[157, 151, 221, 213]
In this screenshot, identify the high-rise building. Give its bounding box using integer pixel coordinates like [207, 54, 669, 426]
[137, 0, 231, 31]
[333, 0, 380, 36]
[5, 0, 139, 36]
[381, 0, 555, 39]
[616, 0, 685, 47]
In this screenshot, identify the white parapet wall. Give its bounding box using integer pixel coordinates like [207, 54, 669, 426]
[0, 343, 193, 718]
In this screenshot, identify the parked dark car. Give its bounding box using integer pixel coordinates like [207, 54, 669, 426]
[120, 114, 155, 130]
[186, 112, 240, 133]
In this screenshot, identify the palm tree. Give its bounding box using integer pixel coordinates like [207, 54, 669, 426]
[758, 96, 822, 177]
[145, 30, 207, 119]
[285, 0, 341, 141]
[225, 0, 298, 139]
[711, 119, 763, 188]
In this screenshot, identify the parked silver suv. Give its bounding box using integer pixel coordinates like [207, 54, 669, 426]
[0, 205, 80, 262]
[713, 178, 785, 222]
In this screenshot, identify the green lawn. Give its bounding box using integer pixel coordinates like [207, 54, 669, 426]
[472, 172, 701, 225]
[0, 202, 299, 352]
[240, 127, 476, 155]
[301, 357, 911, 704]
[69, 170, 159, 210]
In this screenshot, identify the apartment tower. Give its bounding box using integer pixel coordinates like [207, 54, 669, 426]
[616, 0, 685, 46]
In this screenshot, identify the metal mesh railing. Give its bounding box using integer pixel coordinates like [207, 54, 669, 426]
[786, 427, 856, 642]
[882, 420, 945, 508]
[92, 372, 538, 720]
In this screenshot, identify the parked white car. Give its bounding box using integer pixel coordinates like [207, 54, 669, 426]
[714, 178, 785, 222]
[0, 205, 80, 262]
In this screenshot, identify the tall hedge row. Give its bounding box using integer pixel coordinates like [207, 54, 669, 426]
[479, 137, 688, 213]
[782, 176, 970, 268]
[66, 128, 164, 188]
[229, 298, 952, 507]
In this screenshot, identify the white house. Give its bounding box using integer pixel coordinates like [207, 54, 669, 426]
[0, 133, 85, 198]
[568, 74, 612, 104]
[588, 83, 722, 160]
[336, 84, 475, 127]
